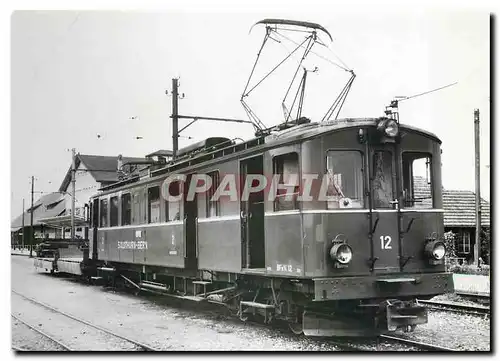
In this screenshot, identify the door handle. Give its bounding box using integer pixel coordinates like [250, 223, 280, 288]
[390, 199, 399, 210]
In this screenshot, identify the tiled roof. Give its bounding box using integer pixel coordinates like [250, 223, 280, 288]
[59, 154, 147, 191]
[413, 176, 490, 227]
[146, 149, 173, 158]
[11, 192, 66, 230]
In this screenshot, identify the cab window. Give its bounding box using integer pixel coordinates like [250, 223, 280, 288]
[325, 150, 364, 209]
[372, 150, 394, 208]
[402, 152, 433, 208]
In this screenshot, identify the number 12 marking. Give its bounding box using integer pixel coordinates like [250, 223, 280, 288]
[380, 236, 392, 249]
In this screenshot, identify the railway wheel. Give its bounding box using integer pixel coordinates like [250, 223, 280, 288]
[288, 307, 304, 335]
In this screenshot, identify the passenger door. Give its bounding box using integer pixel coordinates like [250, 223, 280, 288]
[184, 174, 198, 269]
[240, 155, 265, 269]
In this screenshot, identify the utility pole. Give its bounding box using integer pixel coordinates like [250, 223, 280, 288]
[71, 148, 76, 242]
[167, 77, 255, 158]
[30, 176, 34, 258]
[474, 109, 481, 266]
[172, 78, 179, 159]
[22, 198, 25, 249]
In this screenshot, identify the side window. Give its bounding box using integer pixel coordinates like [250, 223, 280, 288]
[99, 198, 108, 227]
[110, 196, 119, 227]
[148, 186, 160, 223]
[273, 153, 299, 211]
[165, 180, 182, 221]
[121, 193, 132, 225]
[402, 152, 433, 208]
[372, 151, 394, 208]
[325, 151, 364, 209]
[206, 171, 220, 217]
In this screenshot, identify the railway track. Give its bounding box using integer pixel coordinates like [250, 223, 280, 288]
[379, 334, 458, 351]
[456, 291, 490, 305]
[11, 314, 73, 351]
[417, 299, 489, 315]
[11, 289, 161, 351]
[12, 345, 28, 352]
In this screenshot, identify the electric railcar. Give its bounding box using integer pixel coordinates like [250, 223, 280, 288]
[59, 116, 454, 337]
[33, 18, 454, 336]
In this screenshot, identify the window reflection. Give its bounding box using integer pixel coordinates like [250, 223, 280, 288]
[373, 151, 394, 208]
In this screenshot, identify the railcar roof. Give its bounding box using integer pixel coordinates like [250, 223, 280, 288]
[264, 118, 441, 144]
[95, 117, 441, 196]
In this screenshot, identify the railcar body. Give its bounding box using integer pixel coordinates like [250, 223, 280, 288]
[77, 117, 453, 336]
[31, 18, 454, 337]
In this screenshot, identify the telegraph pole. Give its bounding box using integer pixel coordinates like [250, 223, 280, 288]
[167, 77, 253, 159]
[474, 109, 481, 266]
[30, 176, 34, 258]
[172, 78, 179, 159]
[71, 148, 76, 242]
[22, 198, 25, 249]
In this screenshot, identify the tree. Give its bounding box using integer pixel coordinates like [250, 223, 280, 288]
[480, 227, 490, 265]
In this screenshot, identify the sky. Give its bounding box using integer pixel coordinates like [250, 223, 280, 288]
[10, 8, 491, 218]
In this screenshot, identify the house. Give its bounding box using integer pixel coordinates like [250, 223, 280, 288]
[11, 153, 148, 245]
[414, 176, 490, 263]
[11, 192, 66, 246]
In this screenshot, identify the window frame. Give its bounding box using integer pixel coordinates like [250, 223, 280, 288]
[324, 149, 365, 210]
[99, 198, 108, 228]
[121, 192, 132, 226]
[456, 230, 471, 254]
[272, 152, 300, 212]
[109, 195, 119, 227]
[164, 180, 182, 222]
[147, 185, 161, 224]
[371, 149, 396, 209]
[205, 170, 221, 218]
[402, 151, 434, 209]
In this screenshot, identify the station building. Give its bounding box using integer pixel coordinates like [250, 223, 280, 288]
[11, 153, 151, 246]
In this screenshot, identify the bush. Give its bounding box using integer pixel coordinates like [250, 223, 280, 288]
[443, 231, 457, 258]
[448, 263, 490, 276]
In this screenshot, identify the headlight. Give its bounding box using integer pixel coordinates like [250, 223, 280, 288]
[432, 243, 446, 260]
[384, 120, 399, 137]
[330, 243, 353, 264]
[425, 240, 446, 260]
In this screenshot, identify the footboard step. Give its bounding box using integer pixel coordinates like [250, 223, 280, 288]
[181, 295, 206, 302]
[240, 301, 275, 309]
[192, 281, 212, 285]
[90, 276, 103, 280]
[97, 267, 116, 272]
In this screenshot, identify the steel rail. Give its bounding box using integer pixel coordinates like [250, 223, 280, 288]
[12, 345, 27, 352]
[11, 313, 73, 351]
[12, 289, 160, 351]
[456, 291, 490, 300]
[380, 334, 458, 351]
[418, 299, 489, 315]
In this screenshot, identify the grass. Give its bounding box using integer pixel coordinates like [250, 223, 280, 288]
[448, 264, 490, 276]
